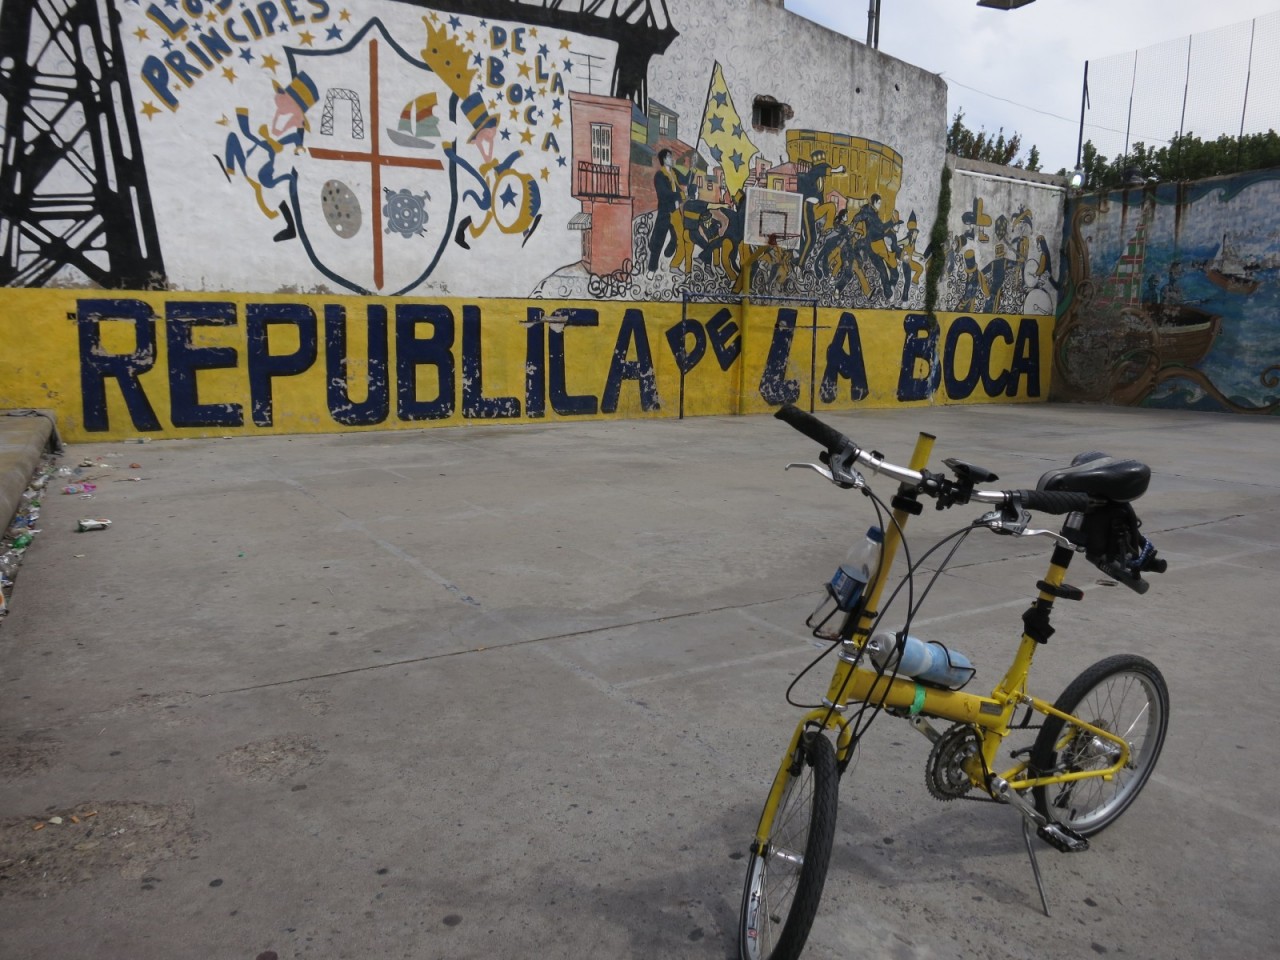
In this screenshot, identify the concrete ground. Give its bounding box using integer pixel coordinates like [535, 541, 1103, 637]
[0, 404, 1276, 960]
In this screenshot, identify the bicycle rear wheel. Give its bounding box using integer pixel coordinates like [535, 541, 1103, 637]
[739, 731, 838, 960]
[1031, 654, 1169, 837]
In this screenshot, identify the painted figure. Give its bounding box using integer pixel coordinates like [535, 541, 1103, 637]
[646, 149, 682, 279]
[218, 73, 319, 242]
[798, 149, 845, 264]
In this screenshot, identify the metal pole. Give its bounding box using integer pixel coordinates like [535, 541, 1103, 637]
[1176, 36, 1192, 176]
[1123, 53, 1137, 163]
[1239, 19, 1257, 168]
[873, 0, 882, 49]
[1075, 61, 1089, 169]
[866, 0, 876, 46]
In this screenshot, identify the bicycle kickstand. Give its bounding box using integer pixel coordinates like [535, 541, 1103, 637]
[989, 776, 1090, 918]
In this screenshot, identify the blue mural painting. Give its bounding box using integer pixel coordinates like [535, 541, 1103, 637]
[1055, 171, 1280, 414]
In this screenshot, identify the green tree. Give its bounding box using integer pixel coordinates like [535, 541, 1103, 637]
[1061, 130, 1280, 189]
[946, 109, 1042, 171]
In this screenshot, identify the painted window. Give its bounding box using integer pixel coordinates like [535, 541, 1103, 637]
[591, 123, 613, 166]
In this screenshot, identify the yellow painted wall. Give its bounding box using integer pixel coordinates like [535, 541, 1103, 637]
[0, 290, 1052, 441]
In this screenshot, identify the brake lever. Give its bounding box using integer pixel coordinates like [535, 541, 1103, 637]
[785, 461, 866, 490]
[976, 509, 1078, 548]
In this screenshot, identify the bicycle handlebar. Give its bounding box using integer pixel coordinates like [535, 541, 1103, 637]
[773, 403, 850, 454]
[774, 405, 1091, 514]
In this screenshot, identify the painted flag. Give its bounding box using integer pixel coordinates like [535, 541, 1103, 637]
[698, 62, 759, 195]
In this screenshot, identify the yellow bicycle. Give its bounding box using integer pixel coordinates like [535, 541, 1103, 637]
[739, 406, 1170, 960]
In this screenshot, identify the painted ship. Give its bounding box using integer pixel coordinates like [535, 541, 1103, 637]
[1101, 214, 1220, 368]
[1206, 233, 1260, 294]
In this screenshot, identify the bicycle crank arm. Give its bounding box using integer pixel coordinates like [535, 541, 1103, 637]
[992, 777, 1090, 852]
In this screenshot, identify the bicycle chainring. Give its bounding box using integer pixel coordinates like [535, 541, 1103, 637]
[926, 723, 981, 801]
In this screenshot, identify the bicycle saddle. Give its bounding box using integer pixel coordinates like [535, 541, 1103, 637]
[1036, 451, 1150, 503]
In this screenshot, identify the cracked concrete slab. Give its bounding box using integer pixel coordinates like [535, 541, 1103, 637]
[1, 405, 1276, 959]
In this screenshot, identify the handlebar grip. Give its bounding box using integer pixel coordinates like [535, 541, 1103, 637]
[774, 404, 851, 452]
[1014, 489, 1092, 515]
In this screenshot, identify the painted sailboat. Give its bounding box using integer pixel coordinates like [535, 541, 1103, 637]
[387, 93, 440, 150]
[1206, 233, 1260, 294]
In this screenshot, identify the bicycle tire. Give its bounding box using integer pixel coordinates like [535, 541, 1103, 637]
[1030, 654, 1169, 837]
[739, 731, 839, 960]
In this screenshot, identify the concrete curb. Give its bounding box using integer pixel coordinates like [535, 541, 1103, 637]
[0, 410, 57, 530]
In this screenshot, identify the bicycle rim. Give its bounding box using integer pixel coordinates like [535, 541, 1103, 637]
[739, 732, 838, 960]
[1033, 657, 1168, 836]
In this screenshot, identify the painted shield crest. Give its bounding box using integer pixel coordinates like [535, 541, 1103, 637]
[286, 19, 457, 295]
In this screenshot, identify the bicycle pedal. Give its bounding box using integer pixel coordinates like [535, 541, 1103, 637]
[1037, 822, 1089, 853]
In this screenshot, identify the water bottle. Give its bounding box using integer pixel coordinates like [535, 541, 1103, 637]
[829, 526, 884, 612]
[867, 631, 974, 689]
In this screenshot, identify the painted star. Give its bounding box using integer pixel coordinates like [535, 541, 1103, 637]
[239, 47, 253, 63]
[522, 85, 533, 101]
[509, 107, 519, 120]
[217, 113, 230, 126]
[552, 97, 562, 111]
[559, 37, 571, 49]
[298, 30, 315, 46]
[428, 11, 439, 23]
[556, 156, 567, 167]
[563, 60, 572, 72]
[479, 20, 487, 28]
[502, 49, 510, 59]
[518, 61, 531, 78]
[466, 30, 476, 43]
[473, 53, 482, 66]
[709, 145, 724, 163]
[500, 184, 518, 208]
[326, 25, 342, 41]
[222, 66, 237, 83]
[709, 115, 725, 134]
[730, 150, 744, 170]
[520, 128, 533, 144]
[205, 11, 216, 22]
[448, 15, 461, 29]
[538, 44, 549, 58]
[541, 168, 550, 181]
[551, 113, 563, 129]
[140, 101, 161, 119]
[162, 39, 173, 50]
[500, 129, 511, 141]
[529, 27, 538, 37]
[495, 89, 505, 101]
[339, 8, 351, 21]
[163, 0, 177, 7]
[260, 54, 280, 72]
[713, 91, 728, 107]
[132, 26, 149, 40]
[733, 123, 743, 138]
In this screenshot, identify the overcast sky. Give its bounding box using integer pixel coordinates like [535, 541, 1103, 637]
[785, 0, 1280, 174]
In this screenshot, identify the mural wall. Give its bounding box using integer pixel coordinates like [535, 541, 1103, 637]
[0, 0, 1059, 439]
[1055, 171, 1280, 414]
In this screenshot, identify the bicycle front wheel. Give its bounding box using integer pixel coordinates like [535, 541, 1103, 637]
[739, 731, 838, 960]
[1031, 654, 1169, 837]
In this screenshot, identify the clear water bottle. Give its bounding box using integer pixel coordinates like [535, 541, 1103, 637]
[867, 631, 974, 689]
[830, 526, 884, 612]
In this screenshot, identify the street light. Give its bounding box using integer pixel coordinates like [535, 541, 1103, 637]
[976, 0, 1038, 8]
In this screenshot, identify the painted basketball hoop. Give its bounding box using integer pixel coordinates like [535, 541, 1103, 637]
[743, 187, 803, 249]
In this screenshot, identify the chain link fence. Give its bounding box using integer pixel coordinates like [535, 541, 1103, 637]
[1079, 11, 1280, 169]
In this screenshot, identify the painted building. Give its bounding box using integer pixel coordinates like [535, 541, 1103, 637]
[1055, 171, 1280, 414]
[0, 0, 1056, 440]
